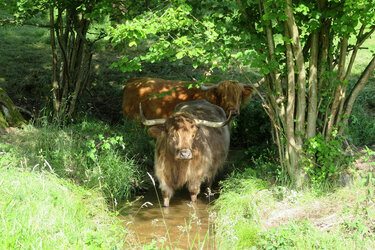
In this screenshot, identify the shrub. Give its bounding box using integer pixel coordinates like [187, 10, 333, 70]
[82, 132, 144, 201]
[301, 133, 357, 186]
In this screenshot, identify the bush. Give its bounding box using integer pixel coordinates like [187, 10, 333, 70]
[301, 133, 357, 186]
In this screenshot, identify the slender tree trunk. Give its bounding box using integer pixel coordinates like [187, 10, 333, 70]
[326, 37, 348, 136]
[284, 22, 298, 176]
[285, 0, 307, 186]
[339, 56, 375, 134]
[306, 30, 319, 139]
[50, 7, 60, 113]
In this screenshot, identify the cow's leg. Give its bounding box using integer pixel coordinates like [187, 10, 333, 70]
[160, 182, 174, 207]
[187, 181, 201, 203]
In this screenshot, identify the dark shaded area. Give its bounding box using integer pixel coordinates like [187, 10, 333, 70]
[0, 26, 51, 119]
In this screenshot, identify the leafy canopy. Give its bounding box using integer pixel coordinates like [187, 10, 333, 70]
[108, 0, 375, 75]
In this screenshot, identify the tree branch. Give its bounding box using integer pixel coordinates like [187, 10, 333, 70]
[340, 56, 375, 134]
[344, 25, 366, 81]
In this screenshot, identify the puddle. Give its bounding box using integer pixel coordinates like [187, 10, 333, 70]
[119, 188, 217, 249]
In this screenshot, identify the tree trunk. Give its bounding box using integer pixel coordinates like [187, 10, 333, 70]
[50, 7, 60, 114]
[0, 88, 26, 132]
[50, 7, 93, 121]
[284, 0, 307, 186]
[306, 30, 319, 139]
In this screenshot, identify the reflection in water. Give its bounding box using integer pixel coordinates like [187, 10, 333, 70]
[119, 189, 217, 249]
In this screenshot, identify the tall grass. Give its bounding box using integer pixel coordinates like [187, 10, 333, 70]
[0, 150, 126, 248]
[213, 170, 273, 249]
[0, 118, 153, 202]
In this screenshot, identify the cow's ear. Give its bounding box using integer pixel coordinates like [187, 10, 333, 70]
[147, 125, 165, 138]
[242, 86, 254, 104]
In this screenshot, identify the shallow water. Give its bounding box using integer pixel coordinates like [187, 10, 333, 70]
[120, 188, 217, 249]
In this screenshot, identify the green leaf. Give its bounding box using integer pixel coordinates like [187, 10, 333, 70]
[176, 51, 185, 59]
[129, 41, 137, 47]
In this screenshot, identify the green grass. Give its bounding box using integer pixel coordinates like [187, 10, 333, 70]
[213, 170, 273, 249]
[0, 119, 153, 203]
[0, 23, 51, 108]
[213, 167, 375, 249]
[0, 150, 127, 248]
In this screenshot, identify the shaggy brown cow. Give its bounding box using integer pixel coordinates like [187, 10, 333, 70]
[123, 77, 253, 120]
[140, 99, 232, 207]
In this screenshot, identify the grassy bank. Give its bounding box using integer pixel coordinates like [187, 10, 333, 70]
[0, 120, 153, 203]
[0, 119, 157, 248]
[0, 149, 126, 248]
[214, 163, 375, 249]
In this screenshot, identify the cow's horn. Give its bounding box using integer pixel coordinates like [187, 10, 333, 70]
[244, 77, 265, 89]
[200, 84, 217, 90]
[194, 110, 234, 128]
[139, 103, 166, 126]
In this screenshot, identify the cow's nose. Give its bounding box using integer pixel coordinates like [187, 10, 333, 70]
[178, 149, 192, 159]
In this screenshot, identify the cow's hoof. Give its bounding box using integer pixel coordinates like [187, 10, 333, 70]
[190, 194, 197, 203]
[163, 198, 170, 207]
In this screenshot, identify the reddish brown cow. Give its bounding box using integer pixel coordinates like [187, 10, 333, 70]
[122, 77, 253, 120]
[141, 99, 232, 207]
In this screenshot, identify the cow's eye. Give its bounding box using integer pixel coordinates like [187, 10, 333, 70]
[192, 134, 195, 138]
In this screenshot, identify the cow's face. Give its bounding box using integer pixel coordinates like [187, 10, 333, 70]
[148, 115, 199, 160]
[166, 115, 198, 160]
[216, 81, 244, 116]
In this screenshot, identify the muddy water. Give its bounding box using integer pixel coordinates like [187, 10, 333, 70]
[120, 189, 218, 249]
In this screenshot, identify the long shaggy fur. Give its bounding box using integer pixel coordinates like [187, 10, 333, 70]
[151, 100, 230, 206]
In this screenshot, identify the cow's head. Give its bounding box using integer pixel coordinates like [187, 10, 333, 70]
[202, 81, 253, 116]
[140, 103, 233, 160]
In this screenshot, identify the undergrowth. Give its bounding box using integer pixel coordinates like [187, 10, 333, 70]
[0, 118, 153, 203]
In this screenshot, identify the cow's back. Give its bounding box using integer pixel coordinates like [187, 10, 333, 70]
[175, 100, 227, 122]
[122, 78, 217, 120]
